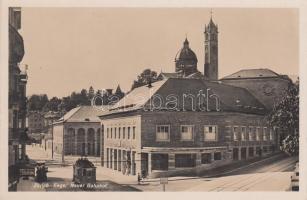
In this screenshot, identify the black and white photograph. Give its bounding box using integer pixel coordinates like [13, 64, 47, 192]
[1, 1, 305, 197]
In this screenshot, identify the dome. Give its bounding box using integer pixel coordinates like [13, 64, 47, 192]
[175, 38, 198, 62]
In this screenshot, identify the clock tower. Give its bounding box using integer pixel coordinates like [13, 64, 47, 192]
[204, 16, 218, 80]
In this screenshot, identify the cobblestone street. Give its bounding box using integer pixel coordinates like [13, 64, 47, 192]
[23, 145, 297, 192]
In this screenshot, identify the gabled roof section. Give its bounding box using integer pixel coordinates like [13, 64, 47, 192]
[57, 106, 105, 123]
[100, 78, 267, 116]
[103, 80, 167, 115]
[221, 68, 280, 80]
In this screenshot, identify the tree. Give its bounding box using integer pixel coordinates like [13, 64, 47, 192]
[267, 79, 299, 155]
[131, 69, 159, 90]
[28, 94, 49, 111]
[42, 96, 61, 112]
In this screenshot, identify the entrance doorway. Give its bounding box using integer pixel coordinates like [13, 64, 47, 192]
[233, 148, 239, 160]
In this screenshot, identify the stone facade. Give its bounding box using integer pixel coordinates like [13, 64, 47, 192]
[101, 109, 278, 178]
[53, 122, 101, 157]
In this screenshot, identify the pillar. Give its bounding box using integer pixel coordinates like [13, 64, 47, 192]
[148, 153, 152, 175]
[104, 147, 108, 167]
[196, 153, 202, 166]
[168, 153, 175, 169]
[238, 147, 242, 160]
[135, 152, 141, 175]
[94, 131, 98, 156]
[118, 149, 121, 171]
[110, 148, 113, 169]
[121, 150, 124, 173]
[131, 151, 135, 175]
[211, 152, 215, 162]
[114, 149, 118, 170]
[85, 131, 88, 156]
[74, 131, 77, 155]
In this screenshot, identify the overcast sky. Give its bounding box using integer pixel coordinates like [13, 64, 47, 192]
[20, 8, 298, 98]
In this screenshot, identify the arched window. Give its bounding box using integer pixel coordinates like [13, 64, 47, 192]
[77, 128, 85, 155]
[87, 128, 95, 156]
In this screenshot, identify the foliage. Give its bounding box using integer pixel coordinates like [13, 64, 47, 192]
[131, 69, 159, 90]
[267, 78, 299, 155]
[281, 134, 299, 155]
[27, 94, 49, 111]
[28, 85, 125, 113]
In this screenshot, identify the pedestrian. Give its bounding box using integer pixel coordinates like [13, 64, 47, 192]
[137, 173, 141, 185]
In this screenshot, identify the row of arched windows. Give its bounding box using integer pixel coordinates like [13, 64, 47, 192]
[64, 128, 101, 156]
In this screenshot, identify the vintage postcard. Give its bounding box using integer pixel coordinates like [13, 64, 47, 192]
[1, 0, 306, 199]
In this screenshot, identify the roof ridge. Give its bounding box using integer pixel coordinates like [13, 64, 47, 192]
[63, 106, 82, 122]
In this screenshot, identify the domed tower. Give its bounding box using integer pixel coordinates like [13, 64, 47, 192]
[204, 17, 218, 80]
[175, 38, 198, 77]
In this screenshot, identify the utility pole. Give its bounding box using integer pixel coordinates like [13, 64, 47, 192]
[62, 121, 65, 164]
[51, 118, 54, 159]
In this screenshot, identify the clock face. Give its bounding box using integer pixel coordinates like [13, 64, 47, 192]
[263, 84, 275, 96]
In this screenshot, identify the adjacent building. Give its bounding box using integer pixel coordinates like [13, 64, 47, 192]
[52, 106, 104, 158]
[8, 7, 29, 190]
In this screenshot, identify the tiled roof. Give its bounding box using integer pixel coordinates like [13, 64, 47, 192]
[57, 106, 106, 123]
[100, 78, 267, 116]
[104, 80, 167, 115]
[221, 68, 280, 80]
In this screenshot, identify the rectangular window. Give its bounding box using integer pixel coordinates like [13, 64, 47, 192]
[128, 127, 131, 139]
[123, 127, 126, 139]
[214, 152, 222, 160]
[156, 125, 170, 141]
[118, 127, 121, 139]
[204, 125, 218, 141]
[181, 125, 194, 141]
[201, 153, 212, 164]
[233, 126, 239, 141]
[114, 127, 117, 139]
[248, 127, 254, 141]
[256, 127, 261, 141]
[133, 126, 136, 139]
[175, 154, 196, 168]
[263, 127, 267, 141]
[111, 128, 113, 139]
[107, 128, 109, 138]
[241, 127, 246, 141]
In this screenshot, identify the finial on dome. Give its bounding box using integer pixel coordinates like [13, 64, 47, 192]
[183, 37, 189, 47]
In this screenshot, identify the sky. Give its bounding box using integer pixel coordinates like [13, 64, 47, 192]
[20, 8, 299, 98]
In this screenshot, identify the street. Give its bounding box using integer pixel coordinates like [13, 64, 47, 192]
[23, 145, 297, 192]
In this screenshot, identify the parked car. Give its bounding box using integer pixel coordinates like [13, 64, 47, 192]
[290, 162, 299, 191]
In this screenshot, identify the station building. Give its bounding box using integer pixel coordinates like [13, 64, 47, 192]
[98, 17, 291, 177]
[99, 78, 280, 177]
